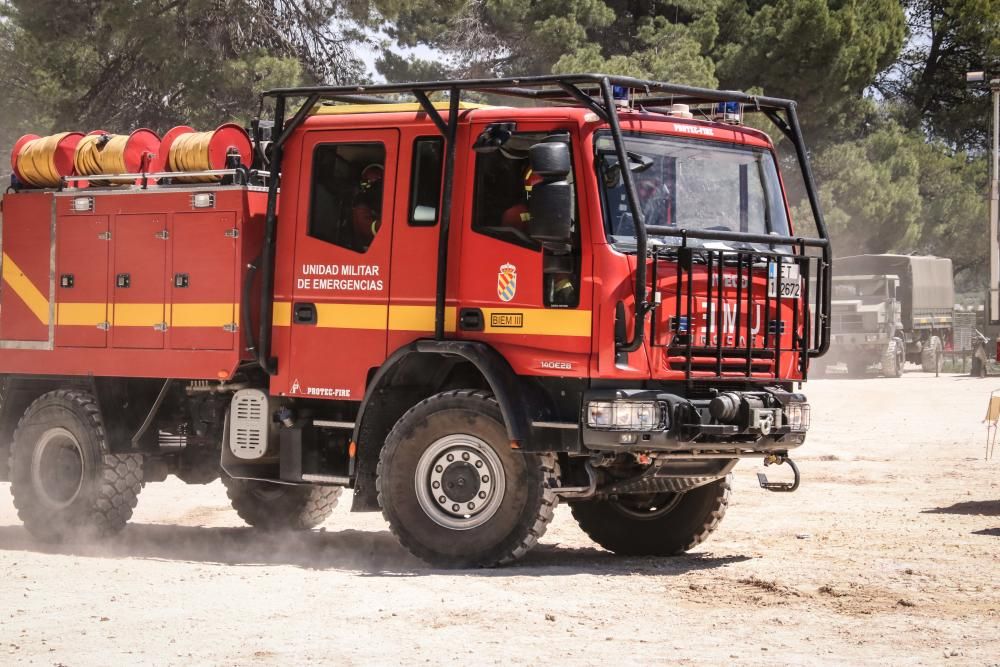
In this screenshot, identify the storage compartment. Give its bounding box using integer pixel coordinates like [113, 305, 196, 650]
[111, 213, 167, 349]
[0, 192, 53, 343]
[55, 214, 109, 348]
[169, 211, 238, 350]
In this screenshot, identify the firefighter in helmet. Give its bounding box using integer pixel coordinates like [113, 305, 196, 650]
[499, 165, 543, 233]
[351, 163, 384, 252]
[500, 160, 577, 306]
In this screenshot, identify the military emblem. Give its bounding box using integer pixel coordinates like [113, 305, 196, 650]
[497, 263, 517, 302]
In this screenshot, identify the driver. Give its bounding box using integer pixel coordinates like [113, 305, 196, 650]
[500, 164, 544, 232]
[351, 163, 384, 251]
[613, 170, 671, 235]
[637, 173, 672, 227]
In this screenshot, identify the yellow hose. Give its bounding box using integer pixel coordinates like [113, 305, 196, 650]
[16, 133, 73, 188]
[74, 134, 133, 185]
[168, 131, 217, 182]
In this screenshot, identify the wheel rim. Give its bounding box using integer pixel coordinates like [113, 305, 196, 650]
[414, 433, 506, 530]
[609, 492, 683, 520]
[31, 427, 85, 510]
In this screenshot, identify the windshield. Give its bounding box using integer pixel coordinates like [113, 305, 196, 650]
[832, 277, 891, 299]
[595, 131, 791, 250]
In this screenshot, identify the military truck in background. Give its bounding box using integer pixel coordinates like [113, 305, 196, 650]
[823, 254, 954, 377]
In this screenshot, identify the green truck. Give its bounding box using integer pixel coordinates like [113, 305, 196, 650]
[824, 254, 954, 377]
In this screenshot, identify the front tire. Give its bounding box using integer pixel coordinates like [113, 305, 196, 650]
[9, 389, 143, 542]
[570, 475, 732, 556]
[377, 390, 557, 568]
[881, 339, 903, 378]
[222, 476, 342, 530]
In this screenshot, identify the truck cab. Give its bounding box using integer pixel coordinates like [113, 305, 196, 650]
[0, 75, 831, 567]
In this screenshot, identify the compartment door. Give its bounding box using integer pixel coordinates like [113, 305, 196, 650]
[169, 211, 237, 351]
[55, 214, 109, 348]
[111, 213, 167, 349]
[282, 129, 399, 400]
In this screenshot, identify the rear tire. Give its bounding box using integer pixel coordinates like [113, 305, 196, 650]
[9, 389, 143, 542]
[921, 336, 942, 373]
[570, 475, 731, 556]
[222, 476, 341, 530]
[377, 390, 557, 568]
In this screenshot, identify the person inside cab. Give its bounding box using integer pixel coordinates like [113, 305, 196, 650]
[351, 163, 383, 252]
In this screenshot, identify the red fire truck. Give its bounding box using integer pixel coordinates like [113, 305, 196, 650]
[0, 75, 831, 567]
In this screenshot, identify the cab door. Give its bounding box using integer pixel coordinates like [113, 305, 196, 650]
[454, 124, 591, 376]
[283, 129, 399, 401]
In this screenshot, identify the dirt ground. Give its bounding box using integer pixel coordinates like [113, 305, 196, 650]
[1, 372, 998, 666]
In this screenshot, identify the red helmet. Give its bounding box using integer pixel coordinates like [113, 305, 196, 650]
[361, 163, 383, 184]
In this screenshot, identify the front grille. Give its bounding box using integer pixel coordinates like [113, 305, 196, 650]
[664, 347, 775, 378]
[830, 310, 865, 333]
[651, 243, 828, 381]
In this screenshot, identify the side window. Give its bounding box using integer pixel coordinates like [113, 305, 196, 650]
[471, 134, 546, 250]
[308, 143, 386, 254]
[472, 130, 581, 308]
[409, 137, 444, 226]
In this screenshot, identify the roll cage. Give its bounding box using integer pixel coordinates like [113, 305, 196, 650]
[254, 74, 832, 376]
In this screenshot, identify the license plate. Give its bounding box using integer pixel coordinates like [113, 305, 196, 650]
[768, 262, 800, 299]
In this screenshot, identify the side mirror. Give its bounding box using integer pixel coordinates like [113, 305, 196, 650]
[529, 141, 571, 178]
[473, 122, 516, 153]
[527, 141, 573, 253]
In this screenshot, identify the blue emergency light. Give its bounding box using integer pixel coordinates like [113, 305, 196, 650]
[713, 101, 742, 124]
[612, 85, 630, 108]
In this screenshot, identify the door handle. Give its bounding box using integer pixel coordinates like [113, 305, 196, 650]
[293, 302, 317, 325]
[459, 308, 484, 331]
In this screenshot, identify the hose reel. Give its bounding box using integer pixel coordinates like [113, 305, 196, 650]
[10, 123, 252, 188]
[155, 124, 253, 183]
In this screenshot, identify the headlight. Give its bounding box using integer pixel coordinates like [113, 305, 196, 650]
[587, 400, 663, 430]
[784, 402, 811, 431]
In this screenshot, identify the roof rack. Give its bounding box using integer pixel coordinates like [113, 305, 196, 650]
[252, 74, 830, 376]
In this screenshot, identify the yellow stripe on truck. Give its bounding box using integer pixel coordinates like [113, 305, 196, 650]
[112, 303, 164, 327]
[1, 252, 50, 325]
[171, 303, 236, 328]
[271, 302, 591, 337]
[314, 303, 388, 329]
[388, 305, 457, 333]
[481, 308, 591, 337]
[56, 302, 106, 326]
[272, 301, 291, 326]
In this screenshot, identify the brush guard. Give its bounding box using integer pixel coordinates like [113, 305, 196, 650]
[651, 233, 830, 382]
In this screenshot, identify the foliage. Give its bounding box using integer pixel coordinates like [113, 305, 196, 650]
[0, 0, 996, 288]
[0, 0, 369, 140]
[878, 0, 1000, 152]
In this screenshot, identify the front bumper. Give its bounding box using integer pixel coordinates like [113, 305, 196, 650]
[831, 332, 889, 347]
[580, 388, 808, 454]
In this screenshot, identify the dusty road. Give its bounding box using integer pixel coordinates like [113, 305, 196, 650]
[1, 372, 998, 665]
